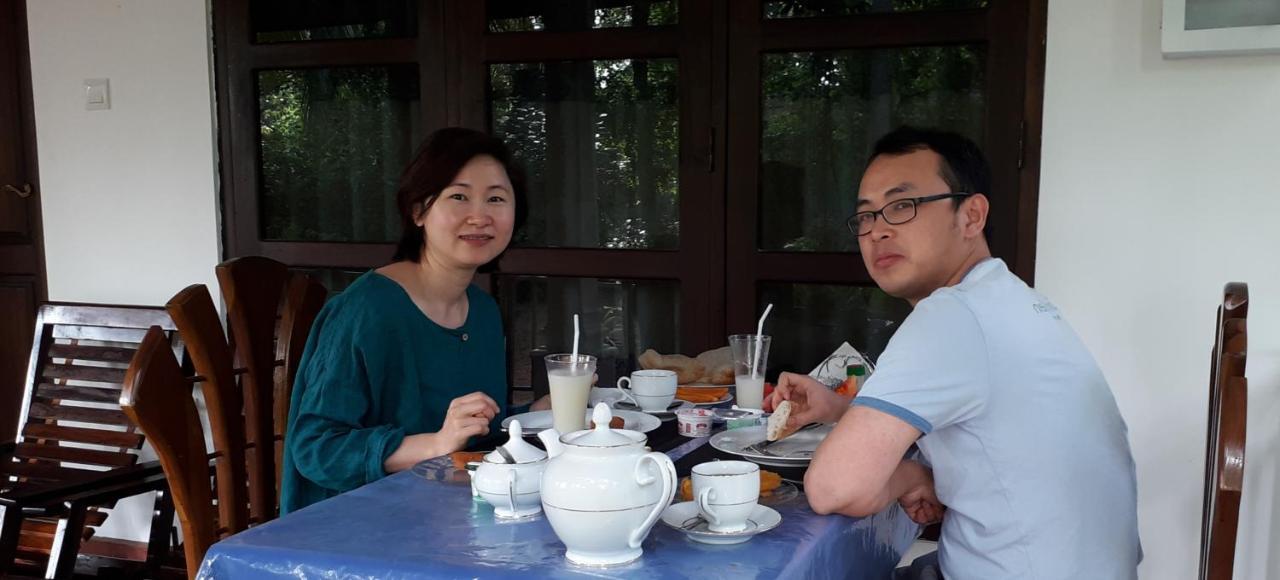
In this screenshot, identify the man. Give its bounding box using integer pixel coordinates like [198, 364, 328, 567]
[765, 127, 1141, 579]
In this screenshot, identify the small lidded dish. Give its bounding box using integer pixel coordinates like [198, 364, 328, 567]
[472, 420, 548, 518]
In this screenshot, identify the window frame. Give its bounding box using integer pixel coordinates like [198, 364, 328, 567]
[212, 0, 1048, 357]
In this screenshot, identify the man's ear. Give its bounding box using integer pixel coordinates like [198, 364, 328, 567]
[961, 194, 989, 239]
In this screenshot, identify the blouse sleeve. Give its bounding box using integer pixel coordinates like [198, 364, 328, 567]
[287, 311, 407, 491]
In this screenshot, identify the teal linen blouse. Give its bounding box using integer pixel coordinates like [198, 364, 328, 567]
[280, 271, 508, 514]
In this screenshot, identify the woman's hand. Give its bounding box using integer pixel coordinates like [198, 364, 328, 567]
[530, 394, 552, 411]
[383, 391, 499, 473]
[437, 392, 500, 451]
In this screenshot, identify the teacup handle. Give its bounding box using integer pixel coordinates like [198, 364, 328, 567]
[628, 451, 677, 549]
[696, 487, 721, 528]
[615, 376, 638, 406]
[506, 469, 518, 516]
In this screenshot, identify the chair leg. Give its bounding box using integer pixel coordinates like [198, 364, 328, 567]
[146, 489, 175, 575]
[47, 504, 89, 579]
[0, 504, 26, 576]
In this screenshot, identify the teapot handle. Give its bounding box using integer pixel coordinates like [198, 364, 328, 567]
[628, 451, 677, 549]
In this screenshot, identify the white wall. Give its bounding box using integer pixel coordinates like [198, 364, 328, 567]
[1038, 0, 1280, 578]
[27, 0, 221, 307]
[25, 0, 221, 543]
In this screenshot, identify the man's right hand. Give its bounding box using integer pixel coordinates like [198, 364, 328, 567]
[897, 461, 946, 525]
[764, 372, 849, 426]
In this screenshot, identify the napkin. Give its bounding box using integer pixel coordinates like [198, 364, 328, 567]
[807, 342, 875, 390]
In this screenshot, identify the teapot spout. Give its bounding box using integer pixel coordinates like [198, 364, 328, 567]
[538, 429, 567, 458]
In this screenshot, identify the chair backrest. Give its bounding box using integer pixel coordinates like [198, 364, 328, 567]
[7, 303, 178, 488]
[1199, 282, 1248, 580]
[273, 272, 327, 490]
[119, 326, 215, 578]
[166, 284, 250, 535]
[215, 256, 288, 523]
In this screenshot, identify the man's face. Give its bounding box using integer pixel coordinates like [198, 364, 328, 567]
[855, 149, 977, 303]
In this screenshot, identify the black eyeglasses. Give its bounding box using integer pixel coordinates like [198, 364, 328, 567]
[846, 192, 974, 236]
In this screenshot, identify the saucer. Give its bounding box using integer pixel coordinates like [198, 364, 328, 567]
[659, 501, 781, 545]
[613, 398, 694, 419]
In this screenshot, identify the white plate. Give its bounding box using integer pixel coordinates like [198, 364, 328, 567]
[708, 424, 833, 467]
[660, 501, 781, 545]
[501, 409, 661, 434]
[612, 398, 694, 418]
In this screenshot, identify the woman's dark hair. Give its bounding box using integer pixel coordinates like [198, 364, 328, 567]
[391, 127, 528, 262]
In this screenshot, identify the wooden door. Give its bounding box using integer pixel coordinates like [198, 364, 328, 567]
[0, 1, 45, 442]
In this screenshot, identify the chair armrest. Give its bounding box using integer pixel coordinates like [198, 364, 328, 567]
[1, 460, 166, 513]
[63, 454, 220, 508]
[59, 470, 171, 508]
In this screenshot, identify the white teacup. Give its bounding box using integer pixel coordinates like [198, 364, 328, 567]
[616, 369, 678, 411]
[692, 460, 759, 533]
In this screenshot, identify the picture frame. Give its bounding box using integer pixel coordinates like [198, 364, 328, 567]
[1162, 0, 1280, 58]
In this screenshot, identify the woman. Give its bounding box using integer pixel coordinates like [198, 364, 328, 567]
[281, 127, 548, 514]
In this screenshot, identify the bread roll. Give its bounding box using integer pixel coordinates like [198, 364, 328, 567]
[637, 348, 705, 384]
[694, 346, 735, 384]
[767, 400, 794, 442]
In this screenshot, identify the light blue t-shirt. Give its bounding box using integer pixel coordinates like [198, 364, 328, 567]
[854, 258, 1141, 580]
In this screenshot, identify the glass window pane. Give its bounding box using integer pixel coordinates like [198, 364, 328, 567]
[498, 276, 680, 392]
[764, 0, 988, 19]
[289, 267, 365, 297]
[487, 0, 677, 32]
[252, 0, 416, 43]
[758, 283, 911, 382]
[1186, 0, 1280, 31]
[490, 59, 680, 250]
[759, 46, 985, 252]
[258, 66, 422, 243]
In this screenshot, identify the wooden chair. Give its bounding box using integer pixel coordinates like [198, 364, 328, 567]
[215, 256, 288, 523]
[273, 273, 327, 491]
[119, 326, 215, 579]
[0, 303, 180, 577]
[165, 285, 249, 536]
[1199, 282, 1248, 580]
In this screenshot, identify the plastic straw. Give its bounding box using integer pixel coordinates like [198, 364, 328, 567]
[752, 304, 773, 379]
[571, 314, 580, 366]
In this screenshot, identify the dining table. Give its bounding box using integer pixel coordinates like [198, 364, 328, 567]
[196, 414, 921, 579]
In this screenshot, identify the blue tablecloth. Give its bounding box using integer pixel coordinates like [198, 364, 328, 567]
[197, 449, 919, 579]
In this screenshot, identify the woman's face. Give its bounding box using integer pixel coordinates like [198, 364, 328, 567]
[416, 155, 516, 269]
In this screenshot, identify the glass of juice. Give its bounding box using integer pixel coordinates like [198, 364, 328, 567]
[545, 353, 597, 434]
[729, 334, 772, 410]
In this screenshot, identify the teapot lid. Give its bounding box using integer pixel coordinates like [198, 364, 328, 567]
[484, 419, 547, 464]
[565, 404, 641, 447]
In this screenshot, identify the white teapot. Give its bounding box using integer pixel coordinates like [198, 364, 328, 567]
[538, 403, 677, 567]
[472, 419, 547, 519]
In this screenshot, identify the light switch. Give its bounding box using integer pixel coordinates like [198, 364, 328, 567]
[85, 78, 110, 111]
